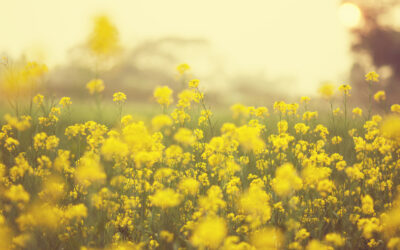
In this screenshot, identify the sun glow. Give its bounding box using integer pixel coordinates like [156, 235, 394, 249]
[338, 3, 362, 28]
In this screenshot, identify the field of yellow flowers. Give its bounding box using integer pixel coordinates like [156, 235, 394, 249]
[1, 15, 400, 250]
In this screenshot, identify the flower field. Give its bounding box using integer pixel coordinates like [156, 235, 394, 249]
[1, 15, 400, 250]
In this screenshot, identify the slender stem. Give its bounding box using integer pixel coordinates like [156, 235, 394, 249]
[344, 94, 347, 132]
[196, 87, 214, 137]
[368, 82, 372, 120]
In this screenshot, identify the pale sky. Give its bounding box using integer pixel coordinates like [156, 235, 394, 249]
[0, 0, 353, 95]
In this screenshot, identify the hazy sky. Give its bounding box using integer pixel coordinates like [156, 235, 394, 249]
[0, 0, 353, 95]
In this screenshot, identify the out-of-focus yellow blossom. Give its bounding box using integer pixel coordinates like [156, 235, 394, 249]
[149, 188, 182, 209]
[113, 92, 127, 103]
[250, 227, 283, 250]
[374, 90, 386, 103]
[357, 217, 381, 239]
[4, 114, 31, 131]
[151, 114, 173, 131]
[178, 177, 200, 196]
[306, 240, 331, 250]
[4, 137, 19, 151]
[59, 97, 72, 108]
[380, 115, 400, 141]
[353, 107, 363, 117]
[317, 179, 335, 197]
[160, 230, 174, 243]
[273, 101, 287, 114]
[101, 136, 129, 160]
[86, 79, 105, 95]
[272, 163, 302, 197]
[191, 216, 227, 249]
[75, 153, 106, 186]
[33, 132, 59, 151]
[300, 96, 310, 104]
[239, 183, 271, 228]
[388, 238, 400, 249]
[255, 106, 269, 118]
[64, 203, 88, 220]
[176, 63, 190, 75]
[154, 86, 173, 108]
[174, 128, 196, 146]
[318, 82, 335, 99]
[231, 103, 248, 120]
[365, 71, 379, 82]
[294, 123, 309, 135]
[12, 233, 33, 249]
[17, 203, 63, 230]
[121, 114, 134, 126]
[302, 111, 318, 121]
[339, 84, 351, 96]
[391, 104, 400, 114]
[221, 236, 251, 250]
[33, 93, 44, 105]
[331, 136, 342, 144]
[87, 15, 120, 57]
[1, 61, 48, 97]
[362, 195, 375, 215]
[198, 185, 226, 213]
[333, 107, 341, 116]
[5, 184, 30, 204]
[295, 228, 310, 242]
[177, 89, 196, 108]
[235, 125, 265, 153]
[188, 79, 199, 88]
[278, 120, 288, 134]
[38, 177, 65, 202]
[324, 233, 345, 247]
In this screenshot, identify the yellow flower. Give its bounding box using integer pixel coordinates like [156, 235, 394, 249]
[271, 163, 303, 197]
[176, 63, 190, 75]
[339, 84, 351, 96]
[178, 177, 200, 196]
[149, 188, 182, 209]
[4, 114, 31, 131]
[151, 114, 173, 131]
[373, 90, 386, 103]
[59, 97, 72, 108]
[87, 15, 120, 57]
[191, 216, 227, 249]
[33, 94, 44, 106]
[1, 61, 48, 98]
[188, 79, 199, 88]
[331, 136, 342, 144]
[4, 137, 19, 152]
[239, 183, 271, 227]
[380, 115, 400, 141]
[75, 153, 106, 186]
[86, 79, 105, 95]
[113, 91, 127, 103]
[300, 96, 310, 104]
[306, 240, 331, 250]
[318, 82, 335, 99]
[174, 128, 196, 146]
[250, 227, 283, 250]
[365, 71, 379, 82]
[160, 230, 174, 243]
[352, 107, 363, 117]
[295, 228, 310, 241]
[391, 104, 400, 114]
[361, 195, 375, 215]
[324, 233, 345, 247]
[153, 86, 173, 107]
[5, 184, 30, 203]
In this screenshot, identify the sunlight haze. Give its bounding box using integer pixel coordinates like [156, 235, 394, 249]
[0, 0, 352, 95]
